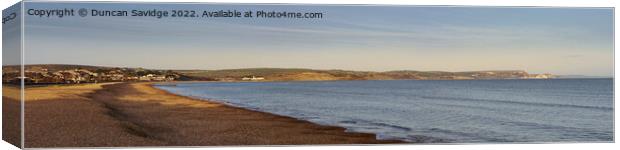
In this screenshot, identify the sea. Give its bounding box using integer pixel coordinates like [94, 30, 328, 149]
[154, 79, 614, 143]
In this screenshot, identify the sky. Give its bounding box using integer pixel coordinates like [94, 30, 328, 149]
[2, 2, 21, 66]
[17, 2, 614, 76]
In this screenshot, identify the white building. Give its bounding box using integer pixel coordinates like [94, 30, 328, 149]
[242, 76, 265, 81]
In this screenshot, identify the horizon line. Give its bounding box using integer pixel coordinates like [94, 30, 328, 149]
[3, 63, 613, 77]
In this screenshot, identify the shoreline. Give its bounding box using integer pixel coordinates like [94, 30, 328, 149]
[16, 82, 402, 147]
[147, 83, 412, 142]
[153, 77, 610, 85]
[142, 82, 407, 144]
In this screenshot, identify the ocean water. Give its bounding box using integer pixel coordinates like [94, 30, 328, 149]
[154, 79, 614, 143]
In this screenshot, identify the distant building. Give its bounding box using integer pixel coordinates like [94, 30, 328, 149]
[139, 74, 174, 82]
[139, 74, 153, 81]
[242, 76, 265, 81]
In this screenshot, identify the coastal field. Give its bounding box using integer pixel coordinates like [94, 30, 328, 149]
[3, 82, 399, 147]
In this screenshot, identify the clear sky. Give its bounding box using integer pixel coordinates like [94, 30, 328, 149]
[22, 2, 613, 76]
[2, 3, 21, 66]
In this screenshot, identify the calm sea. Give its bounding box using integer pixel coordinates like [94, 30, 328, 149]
[154, 79, 614, 143]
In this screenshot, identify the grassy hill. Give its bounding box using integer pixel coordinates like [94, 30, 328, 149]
[3, 64, 115, 72]
[175, 68, 542, 81]
[4, 64, 552, 82]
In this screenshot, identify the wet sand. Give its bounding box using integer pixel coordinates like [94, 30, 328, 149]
[8, 82, 401, 148]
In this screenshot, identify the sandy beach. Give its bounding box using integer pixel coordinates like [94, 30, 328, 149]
[3, 82, 401, 148]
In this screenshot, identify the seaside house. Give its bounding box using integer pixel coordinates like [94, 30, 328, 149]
[125, 76, 139, 81]
[139, 74, 174, 82]
[165, 74, 177, 81]
[151, 75, 167, 81]
[139, 74, 154, 81]
[75, 69, 98, 82]
[57, 70, 83, 83]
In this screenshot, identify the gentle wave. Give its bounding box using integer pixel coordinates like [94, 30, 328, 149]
[155, 79, 614, 143]
[420, 95, 613, 111]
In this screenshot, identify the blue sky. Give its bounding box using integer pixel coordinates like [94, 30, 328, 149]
[21, 2, 613, 76]
[2, 2, 21, 66]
